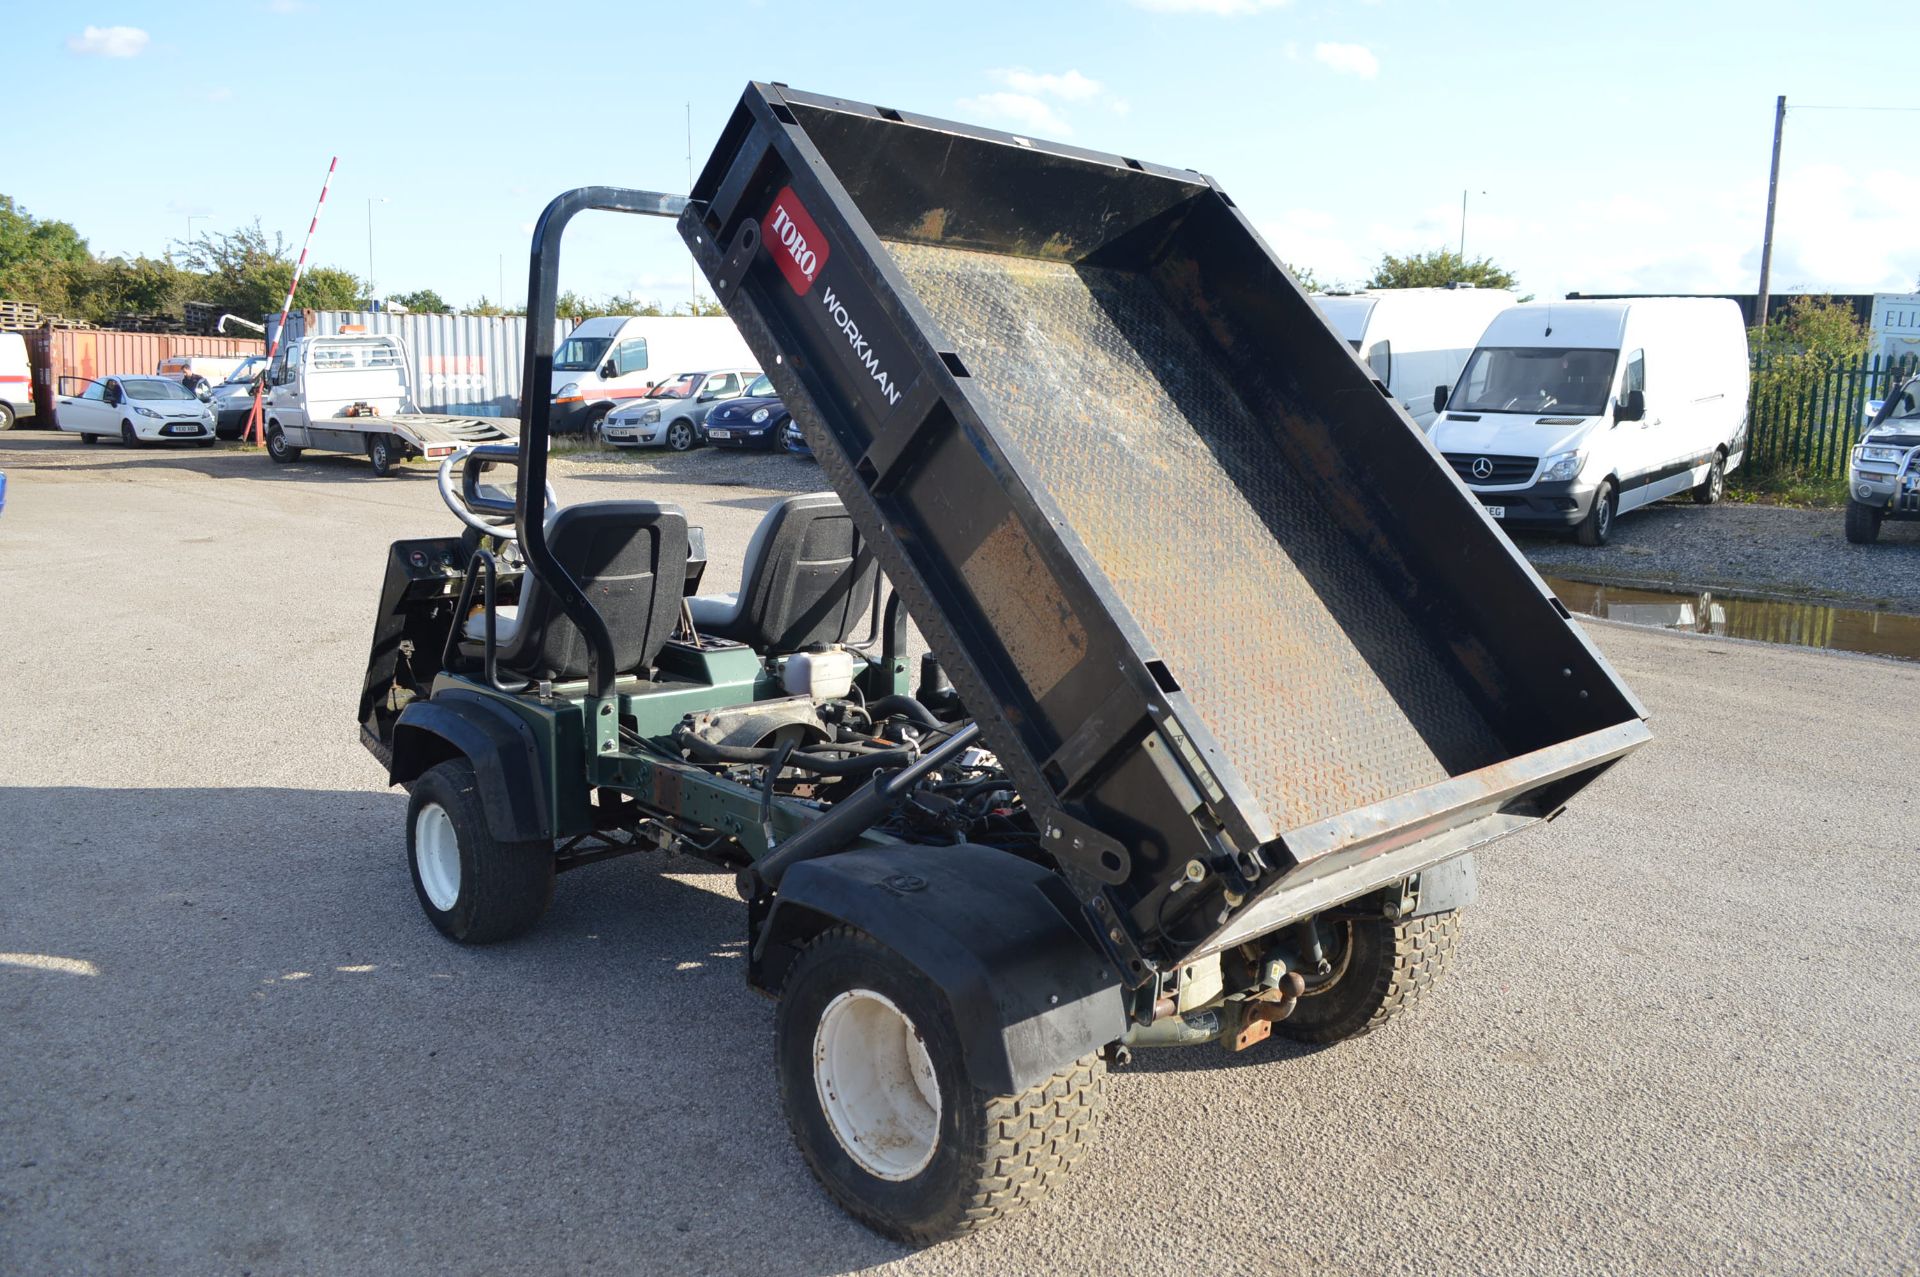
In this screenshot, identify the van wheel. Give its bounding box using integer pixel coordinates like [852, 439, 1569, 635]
[0, 402, 15, 430]
[265, 423, 301, 463]
[1691, 452, 1725, 505]
[1575, 480, 1614, 546]
[406, 758, 554, 943]
[777, 927, 1106, 1245]
[1844, 500, 1883, 545]
[367, 433, 398, 476]
[586, 405, 612, 446]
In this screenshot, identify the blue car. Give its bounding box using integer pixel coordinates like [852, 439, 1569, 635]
[701, 373, 789, 450]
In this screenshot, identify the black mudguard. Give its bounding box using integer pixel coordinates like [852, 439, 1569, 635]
[388, 691, 551, 844]
[752, 844, 1127, 1096]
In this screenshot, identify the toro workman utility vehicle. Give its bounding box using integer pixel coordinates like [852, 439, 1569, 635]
[357, 84, 1649, 1244]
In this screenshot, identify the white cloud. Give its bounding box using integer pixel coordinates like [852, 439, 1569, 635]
[955, 92, 1074, 138]
[991, 68, 1103, 101]
[66, 25, 149, 57]
[1130, 0, 1291, 14]
[1313, 42, 1379, 78]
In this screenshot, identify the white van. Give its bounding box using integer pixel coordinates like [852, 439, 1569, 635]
[1, 332, 33, 429]
[156, 354, 251, 389]
[550, 315, 754, 433]
[1313, 287, 1516, 430]
[1428, 299, 1749, 545]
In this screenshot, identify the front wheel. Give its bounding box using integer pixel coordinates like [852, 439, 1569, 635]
[120, 422, 142, 449]
[0, 402, 15, 430]
[1574, 479, 1615, 546]
[665, 419, 697, 452]
[1691, 451, 1726, 505]
[777, 928, 1106, 1245]
[405, 758, 554, 943]
[265, 423, 301, 463]
[1844, 499, 1883, 545]
[1277, 910, 1461, 1044]
[367, 433, 399, 476]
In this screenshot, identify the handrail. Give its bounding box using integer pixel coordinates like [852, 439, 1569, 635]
[518, 187, 690, 698]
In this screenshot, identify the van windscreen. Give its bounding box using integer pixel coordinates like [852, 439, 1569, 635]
[554, 337, 611, 371]
[1452, 346, 1619, 417]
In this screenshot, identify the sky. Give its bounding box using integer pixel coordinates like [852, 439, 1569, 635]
[8, 0, 1918, 312]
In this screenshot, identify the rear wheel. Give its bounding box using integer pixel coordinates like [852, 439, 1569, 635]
[1278, 910, 1462, 1044]
[367, 433, 399, 476]
[1844, 500, 1883, 545]
[777, 928, 1106, 1245]
[406, 757, 554, 943]
[1691, 451, 1726, 505]
[265, 422, 301, 463]
[79, 432, 97, 445]
[1574, 479, 1615, 546]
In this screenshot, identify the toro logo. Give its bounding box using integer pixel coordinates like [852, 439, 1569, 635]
[763, 186, 828, 295]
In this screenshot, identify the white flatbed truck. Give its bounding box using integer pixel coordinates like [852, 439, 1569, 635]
[260, 332, 516, 475]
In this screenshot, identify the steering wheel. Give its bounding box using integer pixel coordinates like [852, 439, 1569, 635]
[437, 446, 557, 538]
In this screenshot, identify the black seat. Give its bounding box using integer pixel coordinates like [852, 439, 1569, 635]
[686, 492, 880, 652]
[463, 501, 688, 680]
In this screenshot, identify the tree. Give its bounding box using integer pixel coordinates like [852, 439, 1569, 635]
[1747, 296, 1872, 482]
[390, 288, 450, 313]
[65, 255, 193, 324]
[1281, 261, 1322, 292]
[1751, 294, 1870, 361]
[177, 221, 362, 319]
[0, 195, 92, 314]
[1367, 248, 1516, 291]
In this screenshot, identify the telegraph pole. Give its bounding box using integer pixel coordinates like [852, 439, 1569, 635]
[1756, 95, 1786, 330]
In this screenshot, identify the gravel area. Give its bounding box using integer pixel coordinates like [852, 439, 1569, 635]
[3, 434, 1919, 1275]
[1507, 499, 1920, 614]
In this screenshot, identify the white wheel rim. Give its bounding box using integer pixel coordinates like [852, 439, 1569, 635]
[414, 802, 461, 912]
[813, 989, 941, 1180]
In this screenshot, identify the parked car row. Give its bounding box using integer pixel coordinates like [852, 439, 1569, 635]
[594, 368, 812, 459]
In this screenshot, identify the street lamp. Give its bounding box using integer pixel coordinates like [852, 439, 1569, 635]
[367, 196, 389, 302]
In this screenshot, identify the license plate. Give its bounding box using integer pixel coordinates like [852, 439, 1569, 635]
[1483, 505, 1505, 519]
[709, 429, 732, 438]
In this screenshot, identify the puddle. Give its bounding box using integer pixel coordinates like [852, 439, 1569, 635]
[1545, 577, 1920, 664]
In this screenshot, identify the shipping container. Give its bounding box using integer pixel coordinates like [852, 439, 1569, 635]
[26, 330, 267, 428]
[264, 311, 574, 418]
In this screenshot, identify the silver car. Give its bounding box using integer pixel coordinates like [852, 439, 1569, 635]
[597, 368, 759, 451]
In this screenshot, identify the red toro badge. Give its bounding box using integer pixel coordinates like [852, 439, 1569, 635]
[763, 186, 829, 295]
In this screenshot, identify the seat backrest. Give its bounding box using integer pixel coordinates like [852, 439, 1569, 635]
[504, 501, 688, 680]
[731, 492, 880, 652]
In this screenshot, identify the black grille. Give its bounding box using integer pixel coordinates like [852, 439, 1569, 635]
[1443, 453, 1537, 486]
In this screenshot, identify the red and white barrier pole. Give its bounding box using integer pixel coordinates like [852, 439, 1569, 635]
[245, 155, 338, 446]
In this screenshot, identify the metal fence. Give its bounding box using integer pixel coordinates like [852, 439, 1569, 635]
[1746, 352, 1918, 480]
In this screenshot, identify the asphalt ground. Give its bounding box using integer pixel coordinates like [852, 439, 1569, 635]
[2, 435, 1916, 1276]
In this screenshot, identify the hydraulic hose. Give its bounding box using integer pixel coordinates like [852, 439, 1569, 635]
[866, 694, 942, 729]
[673, 730, 916, 778]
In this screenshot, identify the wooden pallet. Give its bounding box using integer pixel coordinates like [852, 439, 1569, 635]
[0, 299, 44, 331]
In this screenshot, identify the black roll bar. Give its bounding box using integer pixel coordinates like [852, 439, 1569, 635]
[518, 187, 690, 698]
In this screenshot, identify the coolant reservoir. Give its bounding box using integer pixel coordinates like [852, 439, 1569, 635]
[783, 648, 855, 700]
